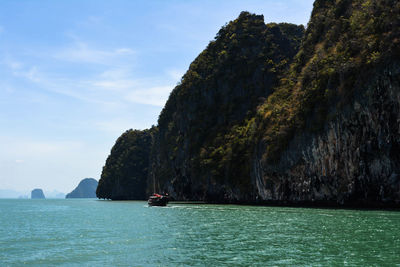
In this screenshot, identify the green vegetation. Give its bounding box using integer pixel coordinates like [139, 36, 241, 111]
[98, 0, 400, 203]
[255, 0, 400, 163]
[96, 128, 156, 200]
[155, 12, 304, 199]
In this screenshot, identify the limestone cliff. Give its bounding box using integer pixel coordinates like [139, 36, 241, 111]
[250, 0, 400, 207]
[97, 128, 155, 200]
[151, 1, 400, 206]
[101, 0, 400, 207]
[254, 64, 400, 207]
[151, 12, 304, 201]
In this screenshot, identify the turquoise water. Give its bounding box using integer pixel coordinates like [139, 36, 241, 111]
[0, 199, 399, 266]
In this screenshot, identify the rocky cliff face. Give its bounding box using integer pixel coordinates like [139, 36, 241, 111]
[152, 12, 304, 201]
[101, 0, 400, 207]
[151, 0, 400, 206]
[66, 178, 98, 198]
[254, 64, 400, 206]
[249, 0, 400, 207]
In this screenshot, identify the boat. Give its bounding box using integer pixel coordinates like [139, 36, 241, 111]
[148, 193, 169, 206]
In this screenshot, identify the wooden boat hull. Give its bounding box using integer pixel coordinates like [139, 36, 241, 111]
[148, 196, 168, 206]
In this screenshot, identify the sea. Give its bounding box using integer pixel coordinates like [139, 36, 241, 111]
[0, 199, 399, 266]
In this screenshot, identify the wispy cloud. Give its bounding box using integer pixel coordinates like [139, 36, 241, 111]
[126, 85, 173, 107]
[9, 61, 21, 70]
[13, 66, 40, 82]
[6, 63, 116, 106]
[1, 34, 177, 133]
[2, 57, 22, 70]
[2, 57, 41, 83]
[54, 37, 135, 65]
[86, 68, 175, 107]
[4, 58, 174, 108]
[88, 68, 139, 91]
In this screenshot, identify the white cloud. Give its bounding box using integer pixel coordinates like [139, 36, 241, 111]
[5, 63, 119, 106]
[20, 66, 40, 82]
[54, 41, 135, 65]
[1, 57, 23, 70]
[2, 35, 176, 110]
[115, 48, 134, 55]
[88, 68, 139, 91]
[80, 67, 175, 106]
[3, 52, 175, 109]
[8, 61, 21, 70]
[6, 59, 41, 83]
[8, 62, 173, 109]
[87, 74, 173, 107]
[91, 79, 138, 91]
[126, 85, 172, 107]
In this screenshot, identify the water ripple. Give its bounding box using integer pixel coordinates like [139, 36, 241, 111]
[0, 200, 399, 266]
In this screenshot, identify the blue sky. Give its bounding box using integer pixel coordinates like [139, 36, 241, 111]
[0, 0, 314, 195]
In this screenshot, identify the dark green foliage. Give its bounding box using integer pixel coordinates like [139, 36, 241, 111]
[96, 128, 156, 200]
[100, 0, 400, 203]
[256, 0, 400, 163]
[155, 12, 304, 199]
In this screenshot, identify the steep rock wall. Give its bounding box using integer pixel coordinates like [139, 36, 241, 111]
[254, 65, 400, 206]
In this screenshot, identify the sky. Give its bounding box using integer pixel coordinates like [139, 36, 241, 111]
[0, 0, 315, 196]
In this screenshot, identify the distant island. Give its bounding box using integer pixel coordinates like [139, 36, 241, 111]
[66, 178, 98, 198]
[31, 189, 45, 199]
